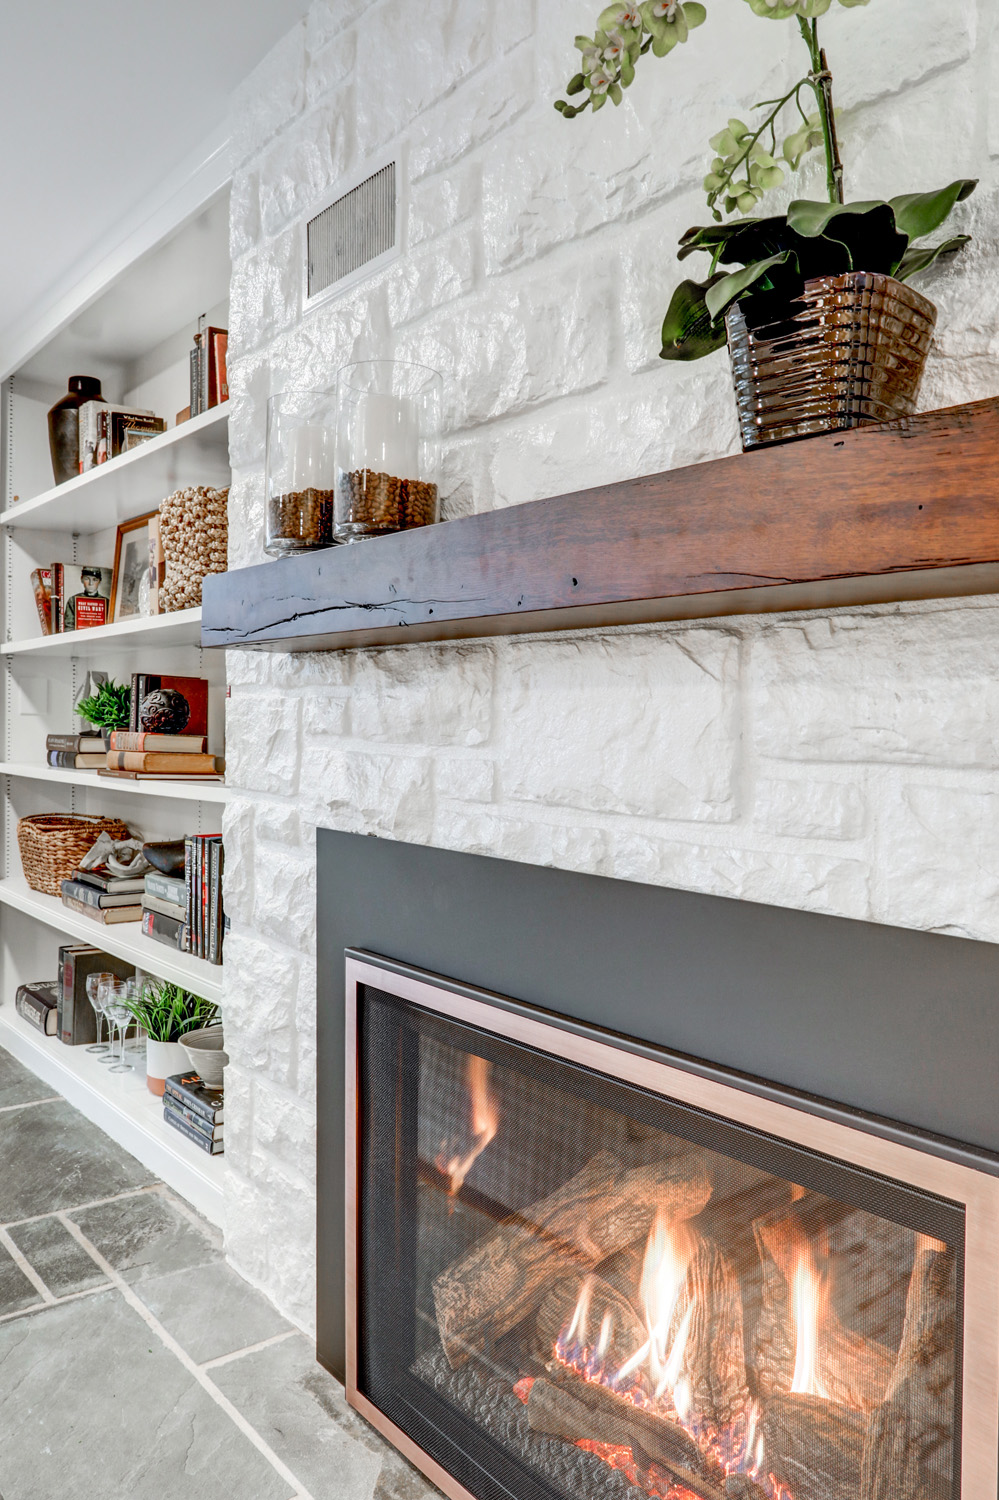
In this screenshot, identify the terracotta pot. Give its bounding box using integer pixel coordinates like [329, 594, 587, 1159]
[725, 271, 937, 451]
[145, 1038, 189, 1097]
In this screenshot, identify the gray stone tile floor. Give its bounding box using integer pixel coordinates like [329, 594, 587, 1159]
[0, 1045, 429, 1500]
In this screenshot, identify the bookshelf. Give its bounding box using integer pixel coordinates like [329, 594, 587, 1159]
[0, 171, 232, 1213]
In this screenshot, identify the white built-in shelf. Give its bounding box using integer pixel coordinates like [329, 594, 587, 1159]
[0, 762, 230, 804]
[1, 405, 230, 534]
[0, 874, 223, 1003]
[0, 1003, 224, 1226]
[2, 605, 203, 657]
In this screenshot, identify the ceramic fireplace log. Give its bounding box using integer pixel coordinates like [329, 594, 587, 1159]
[860, 1241, 956, 1500]
[679, 1236, 751, 1431]
[759, 1392, 866, 1500]
[432, 1149, 711, 1369]
[526, 1373, 725, 1500]
[752, 1208, 894, 1411]
[534, 1273, 646, 1369]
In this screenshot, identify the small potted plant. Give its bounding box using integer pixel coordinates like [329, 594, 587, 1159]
[76, 678, 131, 748]
[556, 1, 976, 448]
[123, 978, 219, 1096]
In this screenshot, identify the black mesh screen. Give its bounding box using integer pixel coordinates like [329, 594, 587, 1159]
[357, 984, 964, 1500]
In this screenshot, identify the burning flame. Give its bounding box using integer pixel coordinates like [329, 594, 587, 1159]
[436, 1054, 499, 1197]
[790, 1242, 830, 1399]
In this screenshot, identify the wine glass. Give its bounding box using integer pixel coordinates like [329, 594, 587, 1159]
[86, 971, 113, 1055]
[101, 979, 132, 1074]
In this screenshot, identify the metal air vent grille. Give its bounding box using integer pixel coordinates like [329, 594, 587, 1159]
[306, 162, 396, 302]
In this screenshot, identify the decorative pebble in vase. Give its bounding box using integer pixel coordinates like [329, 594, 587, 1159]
[263, 390, 337, 556]
[334, 360, 442, 542]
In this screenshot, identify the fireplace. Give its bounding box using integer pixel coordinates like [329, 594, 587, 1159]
[345, 953, 999, 1500]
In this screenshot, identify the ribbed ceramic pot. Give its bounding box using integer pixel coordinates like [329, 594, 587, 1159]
[725, 271, 937, 451]
[146, 1038, 189, 1096]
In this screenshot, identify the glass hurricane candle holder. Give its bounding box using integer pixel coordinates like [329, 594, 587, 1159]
[264, 390, 337, 557]
[334, 360, 442, 542]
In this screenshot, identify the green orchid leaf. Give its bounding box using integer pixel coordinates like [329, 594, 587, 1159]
[566, 72, 586, 95]
[682, 2, 707, 26]
[592, 90, 608, 110]
[888, 179, 977, 242]
[896, 235, 971, 281]
[651, 28, 679, 55]
[704, 251, 795, 322]
[786, 199, 908, 274]
[785, 197, 887, 238]
[609, 81, 623, 105]
[660, 275, 730, 361]
[621, 52, 635, 86]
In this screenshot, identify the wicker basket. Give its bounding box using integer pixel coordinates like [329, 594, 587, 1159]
[17, 814, 131, 897]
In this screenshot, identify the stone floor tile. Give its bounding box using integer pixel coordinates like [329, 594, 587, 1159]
[0, 1101, 154, 1224]
[0, 1241, 43, 1317]
[0, 1047, 56, 1109]
[0, 1290, 293, 1500]
[69, 1190, 220, 1284]
[7, 1215, 108, 1299]
[212, 1333, 429, 1500]
[134, 1259, 293, 1363]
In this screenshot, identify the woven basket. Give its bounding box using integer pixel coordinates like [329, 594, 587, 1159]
[17, 814, 131, 897]
[159, 485, 229, 612]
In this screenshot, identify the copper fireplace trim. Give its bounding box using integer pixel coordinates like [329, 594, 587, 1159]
[343, 953, 999, 1500]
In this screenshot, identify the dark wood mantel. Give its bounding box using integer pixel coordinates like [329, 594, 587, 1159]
[203, 396, 999, 654]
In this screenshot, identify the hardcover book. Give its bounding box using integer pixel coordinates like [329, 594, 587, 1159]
[72, 866, 146, 895]
[141, 908, 184, 948]
[15, 980, 58, 1036]
[61, 895, 142, 925]
[98, 769, 223, 783]
[47, 750, 107, 769]
[57, 946, 134, 1045]
[142, 892, 186, 923]
[30, 568, 52, 634]
[129, 674, 209, 737]
[163, 1104, 224, 1154]
[52, 563, 113, 632]
[106, 751, 218, 774]
[46, 733, 105, 754]
[163, 1099, 224, 1142]
[164, 1071, 224, 1124]
[144, 871, 186, 905]
[78, 401, 153, 472]
[95, 408, 165, 464]
[60, 878, 143, 909]
[109, 731, 207, 754]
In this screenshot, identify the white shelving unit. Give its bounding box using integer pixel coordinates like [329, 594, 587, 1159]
[0, 173, 232, 1218]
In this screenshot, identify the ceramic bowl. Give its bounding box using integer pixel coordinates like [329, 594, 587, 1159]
[180, 1025, 228, 1087]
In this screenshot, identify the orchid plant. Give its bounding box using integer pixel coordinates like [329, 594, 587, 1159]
[556, 0, 977, 359]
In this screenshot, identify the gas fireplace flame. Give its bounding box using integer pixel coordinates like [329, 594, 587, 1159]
[790, 1242, 830, 1399]
[436, 1054, 499, 1197]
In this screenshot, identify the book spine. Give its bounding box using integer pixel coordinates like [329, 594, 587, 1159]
[214, 330, 228, 404]
[141, 893, 186, 922]
[208, 841, 217, 965]
[142, 909, 183, 946]
[190, 344, 202, 417]
[60, 879, 103, 909]
[163, 1105, 223, 1154]
[198, 838, 206, 960]
[60, 948, 76, 1043]
[184, 834, 193, 953]
[30, 569, 52, 634]
[163, 1080, 222, 1125]
[163, 1099, 223, 1141]
[144, 872, 186, 905]
[46, 734, 81, 752]
[129, 673, 140, 732]
[15, 988, 55, 1034]
[52, 563, 64, 633]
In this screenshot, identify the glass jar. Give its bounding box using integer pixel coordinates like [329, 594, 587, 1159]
[334, 360, 442, 542]
[264, 390, 337, 556]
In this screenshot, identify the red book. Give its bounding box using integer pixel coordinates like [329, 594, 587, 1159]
[130, 674, 209, 737]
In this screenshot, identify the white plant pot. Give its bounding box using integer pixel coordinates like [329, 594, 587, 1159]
[146, 1038, 189, 1097]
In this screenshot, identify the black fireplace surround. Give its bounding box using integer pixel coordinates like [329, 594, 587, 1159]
[316, 830, 999, 1498]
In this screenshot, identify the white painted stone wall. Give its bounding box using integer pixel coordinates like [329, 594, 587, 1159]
[222, 0, 999, 1361]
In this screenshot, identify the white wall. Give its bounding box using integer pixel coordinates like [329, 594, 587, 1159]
[222, 0, 999, 1355]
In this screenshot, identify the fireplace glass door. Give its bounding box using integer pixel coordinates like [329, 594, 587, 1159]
[347, 963, 994, 1500]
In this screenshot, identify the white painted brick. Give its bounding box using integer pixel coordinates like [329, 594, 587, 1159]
[219, 1066, 254, 1176]
[305, 747, 434, 839]
[302, 694, 349, 737]
[229, 169, 261, 262]
[348, 645, 493, 746]
[225, 693, 301, 796]
[753, 607, 999, 768]
[223, 933, 299, 1089]
[306, 0, 360, 55]
[252, 848, 316, 952]
[258, 92, 356, 239]
[230, 22, 307, 169]
[878, 784, 999, 942]
[305, 26, 357, 108]
[409, 49, 535, 181]
[228, 229, 301, 359]
[386, 231, 475, 327]
[255, 802, 303, 848]
[409, 163, 480, 248]
[221, 797, 255, 925]
[822, 0, 975, 110]
[436, 757, 496, 803]
[757, 777, 868, 842]
[497, 632, 740, 821]
[253, 1083, 317, 1171]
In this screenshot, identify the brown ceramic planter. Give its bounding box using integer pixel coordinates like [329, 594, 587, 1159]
[725, 271, 937, 451]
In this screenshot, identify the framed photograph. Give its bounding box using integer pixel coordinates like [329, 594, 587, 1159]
[111, 511, 158, 623]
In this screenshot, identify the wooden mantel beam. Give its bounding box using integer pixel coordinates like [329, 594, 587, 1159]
[202, 396, 999, 654]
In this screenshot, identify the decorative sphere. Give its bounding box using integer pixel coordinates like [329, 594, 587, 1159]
[139, 688, 191, 734]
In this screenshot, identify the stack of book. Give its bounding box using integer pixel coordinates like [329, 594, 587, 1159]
[186, 834, 225, 965]
[45, 731, 106, 769]
[101, 729, 222, 784]
[60, 864, 145, 925]
[141, 867, 187, 952]
[163, 1071, 223, 1155]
